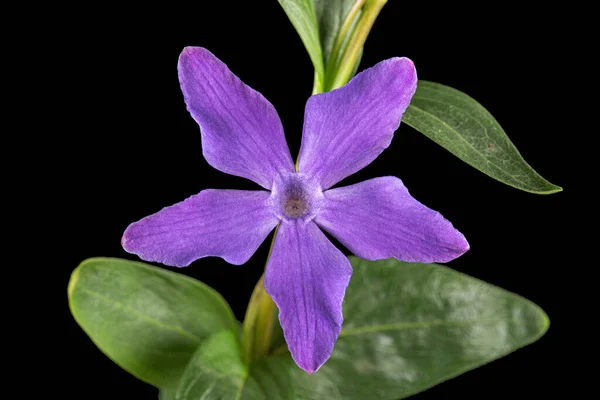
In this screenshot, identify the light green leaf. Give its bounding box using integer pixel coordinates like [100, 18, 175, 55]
[177, 257, 548, 399]
[277, 0, 325, 88]
[68, 258, 238, 388]
[403, 81, 562, 194]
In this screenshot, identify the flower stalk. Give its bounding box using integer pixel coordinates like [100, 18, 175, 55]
[241, 232, 279, 363]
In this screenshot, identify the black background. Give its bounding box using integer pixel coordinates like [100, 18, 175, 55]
[56, 2, 571, 399]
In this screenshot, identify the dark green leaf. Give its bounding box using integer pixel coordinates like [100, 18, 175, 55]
[403, 81, 562, 194]
[177, 257, 548, 399]
[277, 0, 325, 86]
[68, 258, 238, 388]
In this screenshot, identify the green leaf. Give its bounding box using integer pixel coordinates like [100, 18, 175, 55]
[175, 330, 261, 399]
[68, 257, 238, 389]
[313, 0, 358, 65]
[278, 1, 367, 92]
[403, 81, 562, 194]
[176, 257, 548, 399]
[297, 257, 550, 399]
[314, 0, 365, 91]
[175, 330, 322, 399]
[277, 0, 325, 88]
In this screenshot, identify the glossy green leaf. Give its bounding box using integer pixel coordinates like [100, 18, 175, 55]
[68, 258, 238, 388]
[277, 0, 325, 87]
[403, 81, 562, 194]
[177, 257, 548, 399]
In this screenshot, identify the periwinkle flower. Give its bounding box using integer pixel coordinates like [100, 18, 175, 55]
[122, 47, 469, 373]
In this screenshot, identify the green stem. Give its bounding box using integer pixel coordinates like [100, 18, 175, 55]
[312, 71, 323, 95]
[241, 228, 278, 364]
[329, 0, 387, 90]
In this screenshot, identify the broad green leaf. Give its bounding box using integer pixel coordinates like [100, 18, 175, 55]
[313, 0, 358, 65]
[296, 257, 550, 399]
[177, 257, 548, 399]
[277, 0, 325, 87]
[403, 81, 562, 194]
[68, 258, 238, 388]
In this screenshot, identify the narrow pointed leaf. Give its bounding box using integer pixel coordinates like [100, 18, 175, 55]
[68, 258, 238, 389]
[403, 81, 561, 194]
[277, 0, 325, 86]
[176, 257, 548, 399]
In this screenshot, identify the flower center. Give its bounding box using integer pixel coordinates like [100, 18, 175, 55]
[284, 198, 308, 218]
[270, 173, 323, 222]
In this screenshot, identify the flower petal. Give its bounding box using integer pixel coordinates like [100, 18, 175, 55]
[298, 58, 417, 189]
[315, 177, 469, 263]
[122, 190, 278, 267]
[265, 221, 352, 373]
[178, 47, 295, 189]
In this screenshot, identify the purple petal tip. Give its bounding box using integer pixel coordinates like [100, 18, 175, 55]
[303, 366, 317, 374]
[120, 224, 133, 252]
[180, 45, 205, 57]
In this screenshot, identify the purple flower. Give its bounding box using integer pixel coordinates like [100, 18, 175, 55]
[122, 47, 469, 373]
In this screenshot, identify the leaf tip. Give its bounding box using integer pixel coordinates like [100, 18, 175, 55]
[545, 184, 563, 194]
[518, 181, 563, 195]
[537, 305, 551, 338]
[520, 298, 550, 345]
